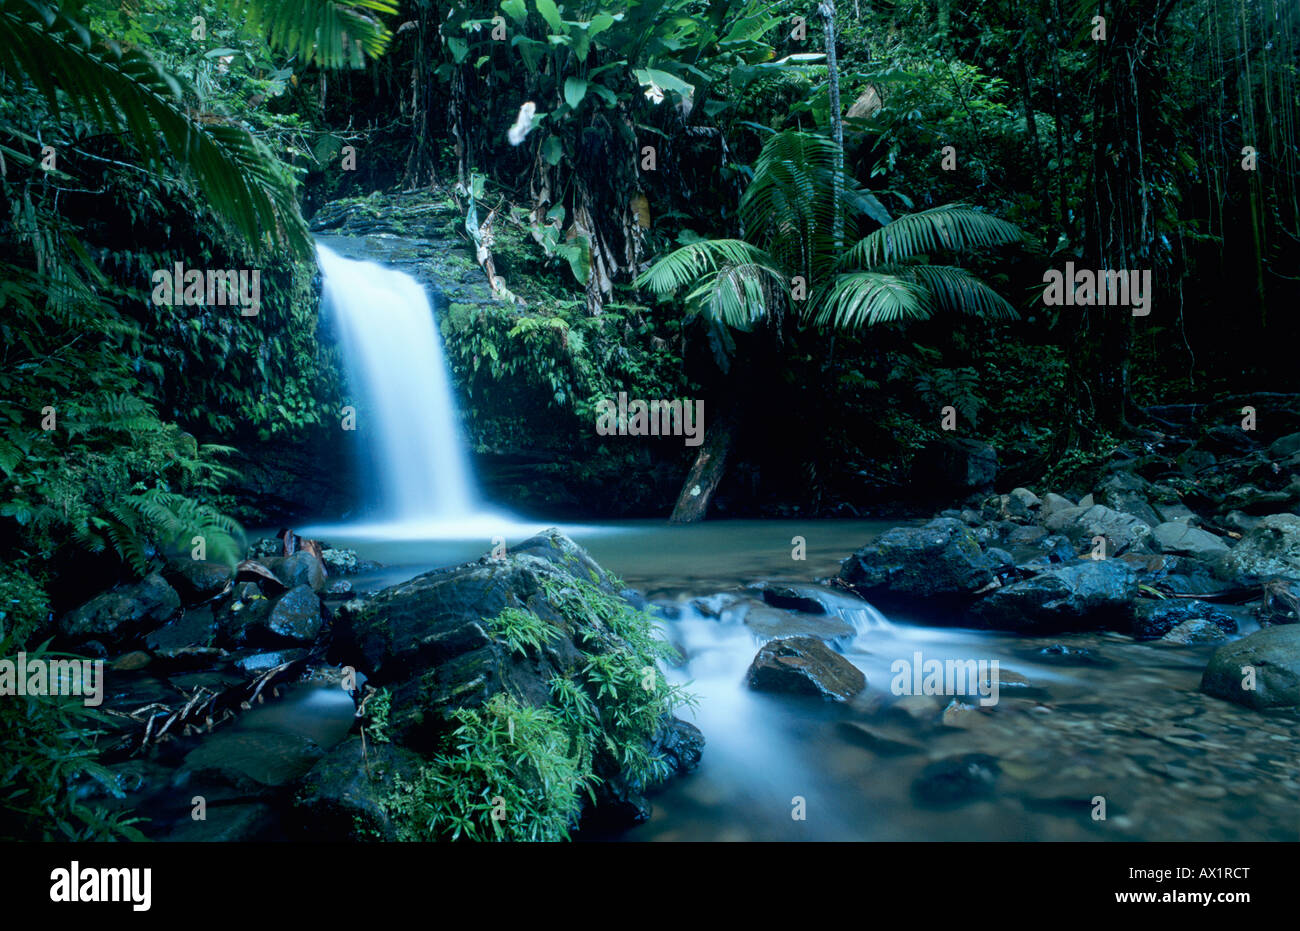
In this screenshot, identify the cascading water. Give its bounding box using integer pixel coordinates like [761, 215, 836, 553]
[311, 242, 516, 539]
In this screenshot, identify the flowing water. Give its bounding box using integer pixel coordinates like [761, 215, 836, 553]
[323, 520, 1300, 843]
[302, 246, 1299, 842]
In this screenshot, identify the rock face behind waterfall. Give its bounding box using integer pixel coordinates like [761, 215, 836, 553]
[329, 528, 702, 832]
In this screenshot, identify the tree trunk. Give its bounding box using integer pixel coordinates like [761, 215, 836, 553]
[668, 410, 737, 523]
[402, 1, 440, 190]
[820, 0, 845, 249]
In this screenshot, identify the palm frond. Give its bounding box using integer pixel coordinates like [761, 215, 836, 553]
[841, 204, 1023, 269]
[685, 261, 785, 331]
[634, 239, 778, 295]
[215, 0, 398, 69]
[740, 131, 863, 278]
[0, 0, 310, 258]
[902, 264, 1019, 321]
[808, 271, 930, 330]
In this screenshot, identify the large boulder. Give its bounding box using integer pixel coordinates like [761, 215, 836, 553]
[1201, 625, 1300, 709]
[1040, 493, 1078, 522]
[59, 573, 181, 643]
[969, 560, 1138, 632]
[746, 636, 865, 701]
[328, 528, 701, 831]
[1222, 514, 1300, 583]
[838, 518, 998, 602]
[911, 438, 997, 494]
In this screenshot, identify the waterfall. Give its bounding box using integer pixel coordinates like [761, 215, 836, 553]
[313, 242, 488, 534]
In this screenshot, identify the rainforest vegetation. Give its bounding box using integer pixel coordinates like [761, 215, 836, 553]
[1, 0, 1298, 842]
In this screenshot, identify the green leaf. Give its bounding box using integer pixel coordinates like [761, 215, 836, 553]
[535, 0, 563, 33]
[501, 0, 527, 26]
[590, 83, 617, 107]
[541, 135, 563, 165]
[563, 77, 587, 109]
[634, 67, 694, 102]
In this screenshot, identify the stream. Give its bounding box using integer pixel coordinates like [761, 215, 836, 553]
[307, 519, 1300, 842]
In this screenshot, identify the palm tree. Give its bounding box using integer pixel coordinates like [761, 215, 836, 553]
[0, 0, 396, 260]
[635, 130, 1023, 520]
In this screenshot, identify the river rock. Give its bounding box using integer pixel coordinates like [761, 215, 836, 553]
[1040, 493, 1077, 520]
[1132, 599, 1237, 641]
[742, 603, 855, 642]
[1201, 625, 1300, 709]
[320, 547, 361, 575]
[996, 488, 1041, 522]
[1152, 521, 1231, 557]
[1043, 505, 1086, 534]
[1222, 514, 1300, 583]
[650, 716, 705, 775]
[59, 573, 181, 643]
[751, 582, 830, 614]
[1006, 525, 1048, 546]
[911, 753, 1000, 807]
[262, 551, 328, 592]
[1163, 618, 1232, 644]
[163, 559, 233, 604]
[1268, 432, 1300, 460]
[969, 560, 1139, 632]
[264, 585, 324, 644]
[1096, 473, 1163, 528]
[746, 636, 865, 701]
[235, 648, 310, 675]
[838, 518, 997, 602]
[144, 605, 221, 668]
[182, 730, 327, 793]
[1067, 505, 1154, 555]
[290, 736, 423, 841]
[162, 802, 275, 842]
[1221, 484, 1295, 515]
[216, 590, 274, 645]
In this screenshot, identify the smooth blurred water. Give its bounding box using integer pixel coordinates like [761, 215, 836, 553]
[314, 243, 482, 528]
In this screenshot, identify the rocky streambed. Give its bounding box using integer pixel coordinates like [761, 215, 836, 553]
[50, 437, 1300, 842]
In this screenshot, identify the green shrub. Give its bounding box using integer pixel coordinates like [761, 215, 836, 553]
[0, 635, 146, 842]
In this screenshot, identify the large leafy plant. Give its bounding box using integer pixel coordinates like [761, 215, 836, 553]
[637, 129, 1023, 337]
